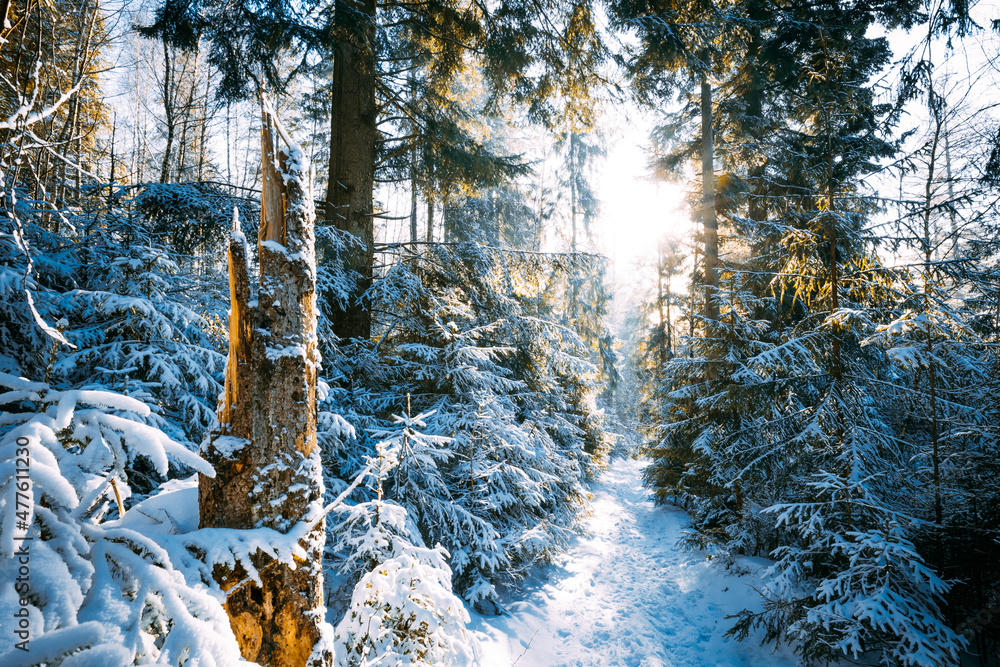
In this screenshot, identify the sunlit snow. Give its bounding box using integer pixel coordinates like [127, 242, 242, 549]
[472, 457, 798, 667]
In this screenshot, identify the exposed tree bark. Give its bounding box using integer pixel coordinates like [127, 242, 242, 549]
[325, 0, 377, 341]
[200, 106, 331, 667]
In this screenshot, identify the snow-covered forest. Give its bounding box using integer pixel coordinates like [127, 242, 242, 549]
[1, 0, 1000, 663]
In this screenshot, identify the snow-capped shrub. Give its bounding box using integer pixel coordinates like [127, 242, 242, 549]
[334, 546, 479, 667]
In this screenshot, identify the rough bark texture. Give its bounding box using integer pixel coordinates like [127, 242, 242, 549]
[200, 107, 330, 667]
[325, 0, 377, 341]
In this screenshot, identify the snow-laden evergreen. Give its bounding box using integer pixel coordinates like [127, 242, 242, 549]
[0, 372, 247, 666]
[637, 246, 980, 665]
[322, 242, 612, 612]
[0, 184, 247, 450]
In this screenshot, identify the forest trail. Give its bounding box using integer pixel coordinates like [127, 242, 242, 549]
[471, 457, 798, 667]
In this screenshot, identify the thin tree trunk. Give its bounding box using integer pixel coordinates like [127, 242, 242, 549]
[569, 132, 579, 320]
[426, 192, 435, 242]
[410, 170, 419, 241]
[666, 284, 673, 359]
[943, 113, 958, 254]
[924, 73, 944, 525]
[200, 106, 331, 667]
[689, 243, 699, 341]
[197, 59, 210, 180]
[492, 188, 501, 242]
[176, 47, 198, 182]
[443, 197, 455, 242]
[818, 30, 841, 382]
[159, 38, 175, 184]
[657, 245, 666, 366]
[828, 153, 840, 381]
[700, 53, 718, 321]
[409, 74, 418, 243]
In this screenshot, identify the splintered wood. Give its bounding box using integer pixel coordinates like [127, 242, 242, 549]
[199, 104, 329, 667]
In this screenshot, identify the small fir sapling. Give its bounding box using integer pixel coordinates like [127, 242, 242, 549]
[331, 411, 481, 666]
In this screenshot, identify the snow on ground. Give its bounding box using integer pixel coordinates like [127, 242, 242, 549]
[470, 457, 798, 667]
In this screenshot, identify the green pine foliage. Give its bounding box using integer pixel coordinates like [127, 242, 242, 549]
[322, 241, 612, 611]
[621, 0, 1000, 663]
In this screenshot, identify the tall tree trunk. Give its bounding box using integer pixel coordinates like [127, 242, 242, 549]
[200, 107, 331, 667]
[817, 29, 841, 383]
[666, 282, 673, 359]
[492, 188, 501, 241]
[700, 53, 718, 321]
[325, 0, 376, 341]
[197, 59, 210, 180]
[689, 243, 699, 341]
[409, 73, 419, 243]
[569, 132, 579, 320]
[943, 111, 958, 254]
[443, 197, 455, 241]
[657, 245, 666, 367]
[176, 46, 199, 182]
[409, 169, 419, 242]
[924, 76, 944, 526]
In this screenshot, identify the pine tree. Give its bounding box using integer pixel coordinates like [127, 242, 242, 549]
[624, 0, 982, 663]
[321, 241, 608, 612]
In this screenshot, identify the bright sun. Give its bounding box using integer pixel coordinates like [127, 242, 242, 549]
[594, 119, 693, 279]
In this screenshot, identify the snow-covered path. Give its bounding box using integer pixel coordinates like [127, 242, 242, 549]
[471, 457, 798, 667]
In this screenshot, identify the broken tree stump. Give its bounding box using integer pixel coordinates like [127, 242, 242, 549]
[199, 102, 330, 667]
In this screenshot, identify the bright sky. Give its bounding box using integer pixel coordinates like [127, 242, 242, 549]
[588, 105, 696, 336]
[593, 115, 692, 280]
[592, 4, 1000, 308]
